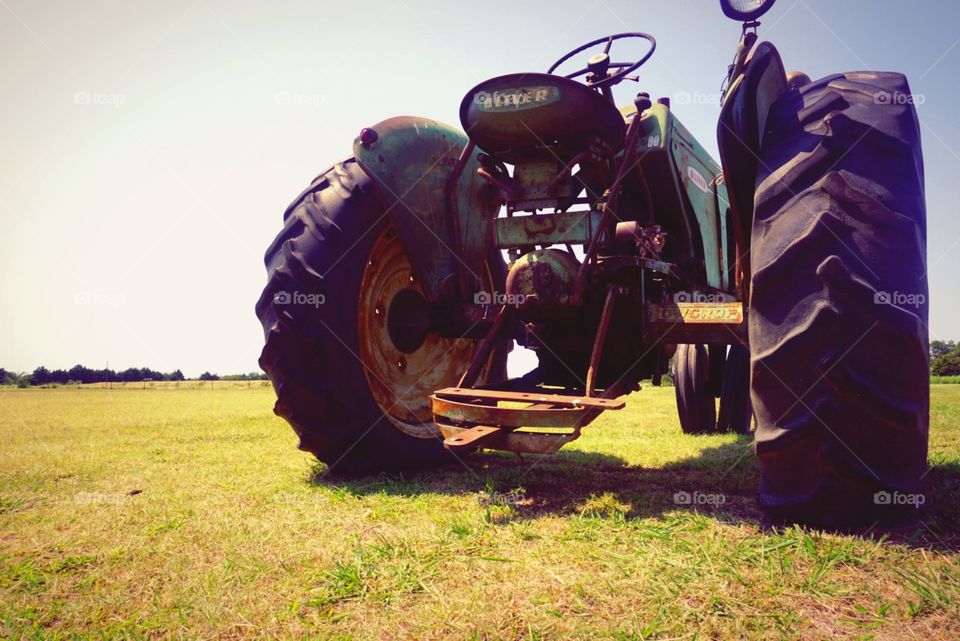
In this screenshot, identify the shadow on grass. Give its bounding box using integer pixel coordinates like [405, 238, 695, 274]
[316, 439, 759, 520]
[309, 437, 960, 553]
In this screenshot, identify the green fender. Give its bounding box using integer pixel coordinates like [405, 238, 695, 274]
[352, 116, 499, 301]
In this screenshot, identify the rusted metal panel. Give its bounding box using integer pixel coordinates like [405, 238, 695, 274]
[353, 116, 497, 300]
[495, 210, 602, 248]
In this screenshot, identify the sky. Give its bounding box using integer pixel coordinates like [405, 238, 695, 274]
[1, 0, 958, 378]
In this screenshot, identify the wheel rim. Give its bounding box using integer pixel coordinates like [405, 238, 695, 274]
[357, 226, 478, 439]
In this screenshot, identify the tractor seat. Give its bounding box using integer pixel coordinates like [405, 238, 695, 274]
[460, 73, 626, 162]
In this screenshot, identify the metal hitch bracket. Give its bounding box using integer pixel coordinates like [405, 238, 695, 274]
[431, 387, 625, 455]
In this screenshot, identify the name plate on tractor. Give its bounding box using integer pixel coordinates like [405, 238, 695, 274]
[649, 302, 743, 324]
[646, 301, 747, 345]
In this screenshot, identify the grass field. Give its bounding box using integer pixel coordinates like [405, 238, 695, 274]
[1, 386, 958, 640]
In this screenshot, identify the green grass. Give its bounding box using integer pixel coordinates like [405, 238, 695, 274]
[1, 386, 958, 640]
[932, 376, 960, 384]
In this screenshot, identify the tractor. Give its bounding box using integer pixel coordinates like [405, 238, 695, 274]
[256, 0, 929, 527]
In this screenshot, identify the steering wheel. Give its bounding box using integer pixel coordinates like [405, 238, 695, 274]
[547, 32, 657, 89]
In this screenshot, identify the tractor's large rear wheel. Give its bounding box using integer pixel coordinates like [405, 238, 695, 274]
[750, 72, 928, 527]
[256, 159, 504, 473]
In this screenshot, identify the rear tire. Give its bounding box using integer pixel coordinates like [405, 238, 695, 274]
[674, 344, 717, 435]
[750, 72, 928, 527]
[256, 159, 505, 473]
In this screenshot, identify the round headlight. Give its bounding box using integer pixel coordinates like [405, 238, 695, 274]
[720, 0, 777, 21]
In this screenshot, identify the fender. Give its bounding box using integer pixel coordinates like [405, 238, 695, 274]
[352, 116, 499, 301]
[717, 41, 789, 298]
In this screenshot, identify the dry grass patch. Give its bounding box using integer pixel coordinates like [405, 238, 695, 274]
[1, 386, 958, 639]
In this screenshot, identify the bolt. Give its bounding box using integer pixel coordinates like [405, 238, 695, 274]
[359, 128, 378, 148]
[396, 357, 406, 371]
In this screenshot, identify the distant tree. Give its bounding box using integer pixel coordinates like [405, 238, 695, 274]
[169, 369, 185, 381]
[0, 368, 8, 385]
[32, 366, 52, 386]
[198, 371, 220, 381]
[931, 340, 956, 361]
[16, 373, 31, 388]
[68, 364, 96, 384]
[932, 345, 960, 376]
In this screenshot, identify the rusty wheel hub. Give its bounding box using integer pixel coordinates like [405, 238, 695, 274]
[357, 226, 477, 439]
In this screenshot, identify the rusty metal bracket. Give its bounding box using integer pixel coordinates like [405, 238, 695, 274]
[433, 387, 624, 411]
[585, 287, 618, 397]
[439, 422, 579, 455]
[457, 305, 513, 389]
[431, 386, 625, 455]
[441, 425, 502, 450]
[572, 94, 649, 303]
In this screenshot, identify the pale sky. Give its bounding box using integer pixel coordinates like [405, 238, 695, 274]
[1, 0, 958, 377]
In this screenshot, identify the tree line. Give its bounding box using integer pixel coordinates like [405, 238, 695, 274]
[0, 365, 268, 387]
[932, 340, 960, 376]
[2, 342, 956, 387]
